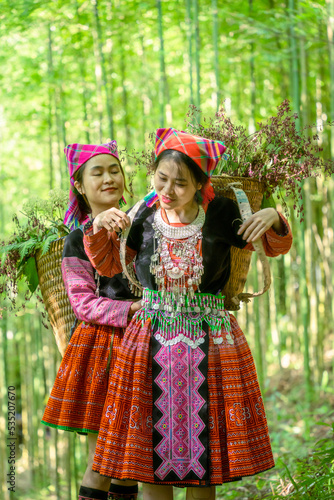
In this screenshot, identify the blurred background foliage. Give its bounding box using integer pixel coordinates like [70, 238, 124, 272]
[0, 0, 333, 498]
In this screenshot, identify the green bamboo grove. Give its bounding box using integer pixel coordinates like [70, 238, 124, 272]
[0, 0, 333, 498]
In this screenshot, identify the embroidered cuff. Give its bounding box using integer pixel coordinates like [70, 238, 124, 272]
[83, 220, 94, 235]
[267, 212, 289, 238]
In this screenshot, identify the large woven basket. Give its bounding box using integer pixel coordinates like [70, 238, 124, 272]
[211, 176, 265, 310]
[35, 238, 75, 356]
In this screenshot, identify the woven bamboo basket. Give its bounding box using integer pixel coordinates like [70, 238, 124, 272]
[35, 238, 75, 356]
[211, 175, 266, 311]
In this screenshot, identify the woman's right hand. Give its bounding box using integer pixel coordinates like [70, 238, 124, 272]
[93, 208, 131, 234]
[128, 300, 143, 318]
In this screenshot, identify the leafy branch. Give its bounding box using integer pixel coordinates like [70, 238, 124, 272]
[186, 100, 334, 218]
[0, 189, 70, 311]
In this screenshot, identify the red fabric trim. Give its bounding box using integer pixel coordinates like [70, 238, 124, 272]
[84, 228, 136, 278]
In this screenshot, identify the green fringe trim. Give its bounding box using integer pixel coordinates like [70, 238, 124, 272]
[40, 420, 98, 434]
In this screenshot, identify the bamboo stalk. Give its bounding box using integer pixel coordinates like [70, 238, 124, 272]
[45, 322, 55, 491]
[298, 2, 308, 127]
[249, 0, 256, 133]
[75, 0, 91, 143]
[139, 33, 149, 146]
[193, 0, 201, 108]
[253, 256, 264, 388]
[119, 27, 131, 148]
[270, 263, 282, 369]
[93, 0, 114, 139]
[289, 210, 299, 357]
[288, 0, 312, 403]
[327, 0, 334, 157]
[185, 0, 194, 105]
[67, 433, 72, 500]
[48, 26, 64, 189]
[212, 0, 220, 110]
[48, 26, 54, 190]
[305, 180, 323, 384]
[0, 311, 9, 500]
[73, 433, 79, 494]
[157, 0, 167, 126]
[34, 314, 47, 487]
[22, 318, 34, 489]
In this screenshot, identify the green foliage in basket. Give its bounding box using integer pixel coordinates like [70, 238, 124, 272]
[0, 189, 70, 308]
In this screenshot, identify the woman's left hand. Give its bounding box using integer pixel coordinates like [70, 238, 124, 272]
[237, 208, 281, 243]
[128, 300, 143, 318]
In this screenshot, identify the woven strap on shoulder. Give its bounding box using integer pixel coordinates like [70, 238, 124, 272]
[228, 183, 271, 307]
[119, 200, 144, 294]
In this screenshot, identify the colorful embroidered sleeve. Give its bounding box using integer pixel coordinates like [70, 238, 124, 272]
[62, 256, 132, 327]
[244, 213, 293, 256]
[83, 224, 137, 278]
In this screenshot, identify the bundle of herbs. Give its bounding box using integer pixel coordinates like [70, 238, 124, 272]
[186, 100, 334, 218]
[0, 189, 69, 311]
[130, 100, 334, 219]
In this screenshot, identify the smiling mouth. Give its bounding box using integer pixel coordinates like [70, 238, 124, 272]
[161, 195, 175, 203]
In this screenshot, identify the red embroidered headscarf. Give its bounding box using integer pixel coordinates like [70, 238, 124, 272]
[63, 141, 119, 229]
[153, 128, 226, 204]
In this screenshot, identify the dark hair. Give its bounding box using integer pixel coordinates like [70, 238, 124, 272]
[154, 149, 209, 190]
[72, 156, 129, 216]
[72, 162, 91, 215]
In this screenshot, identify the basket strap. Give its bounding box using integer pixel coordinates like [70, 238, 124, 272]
[119, 200, 144, 294]
[228, 183, 271, 307]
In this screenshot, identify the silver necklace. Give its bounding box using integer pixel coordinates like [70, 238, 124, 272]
[153, 205, 205, 239]
[151, 207, 205, 305]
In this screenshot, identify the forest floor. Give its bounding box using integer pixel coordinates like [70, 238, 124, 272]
[15, 366, 334, 500]
[211, 367, 334, 500]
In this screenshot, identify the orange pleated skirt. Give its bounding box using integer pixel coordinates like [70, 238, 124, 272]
[92, 314, 275, 485]
[42, 322, 121, 433]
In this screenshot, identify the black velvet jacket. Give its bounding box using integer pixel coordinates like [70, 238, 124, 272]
[125, 196, 248, 295]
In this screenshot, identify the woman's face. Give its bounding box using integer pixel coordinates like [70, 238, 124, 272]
[74, 154, 124, 217]
[154, 159, 202, 212]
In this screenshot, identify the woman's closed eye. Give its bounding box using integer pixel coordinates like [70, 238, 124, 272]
[159, 176, 186, 187]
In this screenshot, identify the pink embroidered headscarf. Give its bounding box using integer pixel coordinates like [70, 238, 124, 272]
[63, 141, 119, 229]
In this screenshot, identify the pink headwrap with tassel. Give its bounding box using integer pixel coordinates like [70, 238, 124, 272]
[63, 141, 120, 229]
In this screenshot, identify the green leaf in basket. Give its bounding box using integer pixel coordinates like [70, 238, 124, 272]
[40, 233, 58, 256]
[261, 194, 276, 209]
[21, 257, 39, 293]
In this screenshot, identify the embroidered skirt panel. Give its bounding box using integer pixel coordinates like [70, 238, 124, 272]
[42, 322, 120, 433]
[92, 315, 275, 485]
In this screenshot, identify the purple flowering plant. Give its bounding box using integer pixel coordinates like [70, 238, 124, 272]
[186, 100, 334, 218]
